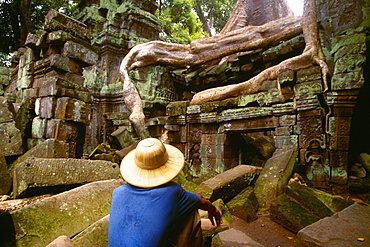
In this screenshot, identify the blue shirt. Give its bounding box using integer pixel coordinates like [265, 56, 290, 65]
[108, 182, 200, 247]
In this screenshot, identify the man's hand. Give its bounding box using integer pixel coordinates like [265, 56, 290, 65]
[197, 196, 223, 226]
[207, 207, 222, 226]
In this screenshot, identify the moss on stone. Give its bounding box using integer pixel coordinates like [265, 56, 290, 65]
[270, 193, 320, 234]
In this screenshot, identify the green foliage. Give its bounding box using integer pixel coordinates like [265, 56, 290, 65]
[0, 0, 79, 58]
[202, 0, 237, 33]
[156, 0, 208, 44]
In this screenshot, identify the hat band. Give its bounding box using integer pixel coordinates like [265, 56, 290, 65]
[135, 151, 169, 170]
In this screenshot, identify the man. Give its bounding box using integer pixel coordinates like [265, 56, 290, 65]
[108, 138, 222, 247]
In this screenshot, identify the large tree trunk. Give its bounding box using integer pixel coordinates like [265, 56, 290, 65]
[19, 0, 33, 46]
[119, 0, 328, 137]
[220, 0, 294, 34]
[193, 0, 212, 36]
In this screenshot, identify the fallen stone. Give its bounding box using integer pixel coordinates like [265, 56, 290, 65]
[9, 138, 68, 172]
[297, 203, 370, 247]
[0, 121, 23, 156]
[195, 165, 262, 203]
[212, 228, 264, 247]
[254, 146, 297, 209]
[287, 182, 352, 214]
[13, 158, 121, 198]
[0, 96, 16, 123]
[226, 186, 259, 223]
[46, 235, 75, 247]
[0, 151, 12, 195]
[1, 179, 124, 247]
[286, 182, 334, 219]
[72, 215, 109, 247]
[270, 193, 320, 234]
[250, 135, 276, 159]
[359, 153, 370, 173]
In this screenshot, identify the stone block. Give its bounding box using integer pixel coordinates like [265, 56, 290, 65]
[35, 97, 56, 119]
[212, 228, 264, 247]
[1, 179, 123, 247]
[274, 135, 298, 149]
[329, 150, 348, 168]
[226, 187, 259, 223]
[195, 165, 261, 203]
[296, 67, 322, 83]
[278, 114, 296, 126]
[46, 235, 75, 247]
[223, 116, 278, 132]
[26, 138, 45, 150]
[31, 116, 47, 139]
[334, 54, 366, 74]
[200, 101, 220, 113]
[46, 54, 82, 74]
[187, 105, 200, 114]
[219, 107, 273, 121]
[10, 139, 68, 171]
[287, 183, 334, 218]
[293, 80, 323, 99]
[167, 115, 186, 125]
[359, 153, 370, 173]
[13, 158, 121, 198]
[297, 203, 370, 247]
[187, 113, 201, 123]
[55, 97, 91, 124]
[37, 77, 92, 103]
[15, 88, 38, 105]
[72, 215, 109, 247]
[329, 134, 350, 151]
[275, 126, 296, 136]
[254, 147, 297, 209]
[331, 69, 365, 90]
[0, 96, 16, 123]
[331, 32, 366, 60]
[0, 151, 12, 195]
[44, 9, 92, 41]
[46, 119, 78, 141]
[270, 193, 320, 234]
[238, 94, 259, 107]
[47, 30, 73, 44]
[200, 144, 217, 159]
[166, 101, 189, 116]
[250, 135, 276, 159]
[0, 122, 23, 156]
[327, 116, 352, 136]
[272, 102, 296, 115]
[256, 89, 282, 106]
[62, 41, 99, 66]
[278, 70, 295, 84]
[200, 112, 218, 123]
[333, 43, 366, 62]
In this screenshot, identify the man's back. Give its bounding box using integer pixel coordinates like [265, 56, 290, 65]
[108, 182, 200, 247]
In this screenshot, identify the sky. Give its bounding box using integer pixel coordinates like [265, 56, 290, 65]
[286, 0, 303, 16]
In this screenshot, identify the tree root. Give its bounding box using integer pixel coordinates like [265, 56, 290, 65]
[119, 0, 328, 137]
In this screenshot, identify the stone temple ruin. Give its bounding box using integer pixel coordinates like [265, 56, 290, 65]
[1, 0, 370, 246]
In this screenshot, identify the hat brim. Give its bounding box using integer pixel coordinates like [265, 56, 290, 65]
[120, 144, 184, 188]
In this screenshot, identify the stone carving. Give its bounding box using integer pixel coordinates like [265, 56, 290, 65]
[305, 140, 330, 189]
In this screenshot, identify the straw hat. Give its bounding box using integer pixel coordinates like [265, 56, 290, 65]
[120, 138, 184, 188]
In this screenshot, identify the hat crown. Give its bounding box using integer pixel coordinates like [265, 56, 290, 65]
[134, 138, 168, 170]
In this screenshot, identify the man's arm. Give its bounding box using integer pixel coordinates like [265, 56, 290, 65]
[197, 196, 222, 226]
